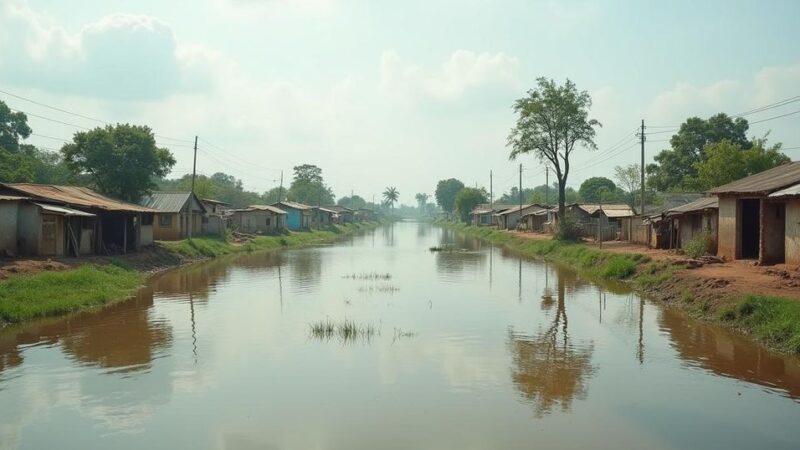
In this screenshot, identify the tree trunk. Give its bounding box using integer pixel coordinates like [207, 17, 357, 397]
[557, 177, 567, 219]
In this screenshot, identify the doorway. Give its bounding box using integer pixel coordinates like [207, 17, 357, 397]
[739, 199, 760, 259]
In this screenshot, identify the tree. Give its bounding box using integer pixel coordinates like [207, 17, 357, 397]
[613, 164, 641, 208]
[337, 195, 366, 209]
[454, 188, 488, 223]
[287, 164, 334, 205]
[415, 193, 429, 210]
[61, 124, 176, 202]
[0, 101, 32, 152]
[507, 78, 601, 221]
[578, 177, 616, 203]
[646, 113, 751, 191]
[382, 186, 399, 211]
[693, 138, 789, 190]
[435, 178, 465, 213]
[262, 187, 286, 204]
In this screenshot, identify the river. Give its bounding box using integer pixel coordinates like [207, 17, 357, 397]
[1, 222, 799, 449]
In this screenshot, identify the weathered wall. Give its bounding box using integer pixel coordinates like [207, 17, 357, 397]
[717, 196, 737, 260]
[0, 201, 19, 256]
[153, 213, 182, 240]
[140, 224, 154, 246]
[760, 201, 786, 264]
[785, 200, 800, 265]
[16, 203, 41, 256]
[234, 211, 282, 234]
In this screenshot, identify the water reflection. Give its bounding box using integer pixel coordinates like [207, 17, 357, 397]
[508, 276, 595, 416]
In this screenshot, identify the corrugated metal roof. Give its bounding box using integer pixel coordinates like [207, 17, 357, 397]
[1, 183, 154, 213]
[707, 161, 800, 195]
[0, 195, 27, 201]
[768, 183, 800, 198]
[34, 202, 96, 217]
[273, 201, 312, 211]
[665, 196, 718, 216]
[496, 204, 547, 216]
[471, 203, 515, 214]
[246, 205, 287, 214]
[141, 192, 194, 213]
[315, 206, 337, 214]
[324, 205, 354, 213]
[575, 203, 636, 216]
[201, 198, 230, 206]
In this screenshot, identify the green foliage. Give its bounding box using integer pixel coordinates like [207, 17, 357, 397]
[719, 295, 800, 354]
[382, 186, 399, 210]
[507, 77, 600, 214]
[0, 100, 32, 152]
[435, 178, 465, 213]
[692, 138, 789, 190]
[555, 216, 581, 241]
[338, 195, 366, 209]
[415, 193, 429, 210]
[0, 264, 143, 323]
[61, 124, 176, 202]
[683, 232, 712, 258]
[287, 164, 334, 205]
[454, 187, 488, 222]
[614, 164, 641, 207]
[578, 177, 616, 202]
[156, 172, 264, 207]
[646, 113, 751, 192]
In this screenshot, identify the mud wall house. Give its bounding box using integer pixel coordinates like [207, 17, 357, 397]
[522, 209, 550, 232]
[495, 204, 548, 230]
[0, 183, 155, 255]
[140, 192, 207, 241]
[311, 206, 335, 227]
[325, 206, 354, 223]
[707, 161, 800, 265]
[470, 204, 514, 226]
[230, 205, 287, 234]
[0, 195, 25, 256]
[271, 201, 311, 230]
[199, 198, 230, 236]
[663, 197, 719, 253]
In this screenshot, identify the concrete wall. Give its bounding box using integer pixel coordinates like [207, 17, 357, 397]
[233, 211, 284, 234]
[17, 203, 41, 256]
[786, 200, 800, 265]
[154, 213, 182, 240]
[140, 224, 154, 246]
[0, 201, 19, 256]
[761, 201, 786, 264]
[717, 196, 737, 260]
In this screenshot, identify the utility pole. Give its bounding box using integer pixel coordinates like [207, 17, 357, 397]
[640, 119, 646, 216]
[518, 164, 523, 227]
[490, 170, 493, 210]
[189, 135, 197, 239]
[545, 166, 549, 205]
[278, 170, 284, 202]
[350, 189, 354, 209]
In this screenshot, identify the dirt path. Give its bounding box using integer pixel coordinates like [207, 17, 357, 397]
[512, 231, 800, 300]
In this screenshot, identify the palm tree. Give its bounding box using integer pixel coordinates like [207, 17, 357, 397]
[414, 193, 429, 210]
[383, 187, 399, 212]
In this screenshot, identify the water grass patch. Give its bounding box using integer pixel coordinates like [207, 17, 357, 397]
[308, 319, 379, 343]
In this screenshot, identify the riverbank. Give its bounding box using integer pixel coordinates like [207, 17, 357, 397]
[0, 222, 381, 325]
[439, 221, 800, 354]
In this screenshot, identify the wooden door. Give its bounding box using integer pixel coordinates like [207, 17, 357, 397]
[41, 215, 58, 256]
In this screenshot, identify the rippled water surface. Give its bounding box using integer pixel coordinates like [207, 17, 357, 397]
[1, 222, 799, 449]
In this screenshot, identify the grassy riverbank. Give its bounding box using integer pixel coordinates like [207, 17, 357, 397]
[0, 222, 381, 324]
[439, 221, 800, 354]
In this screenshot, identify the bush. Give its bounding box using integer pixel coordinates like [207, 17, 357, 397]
[555, 216, 581, 241]
[684, 232, 712, 258]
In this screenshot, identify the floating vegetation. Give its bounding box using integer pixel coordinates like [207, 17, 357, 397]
[392, 327, 417, 343]
[429, 245, 457, 252]
[342, 272, 392, 280]
[358, 284, 400, 294]
[308, 319, 379, 343]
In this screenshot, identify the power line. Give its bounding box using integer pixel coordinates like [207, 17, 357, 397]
[732, 95, 800, 118]
[749, 109, 800, 125]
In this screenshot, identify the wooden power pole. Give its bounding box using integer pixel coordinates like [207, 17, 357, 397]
[640, 119, 646, 216]
[189, 135, 197, 239]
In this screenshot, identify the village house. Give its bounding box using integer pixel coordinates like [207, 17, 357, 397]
[199, 198, 230, 236]
[200, 198, 230, 215]
[355, 208, 376, 222]
[324, 205, 355, 223]
[521, 208, 551, 232]
[470, 204, 514, 226]
[708, 161, 800, 265]
[495, 204, 548, 230]
[230, 205, 287, 234]
[647, 197, 719, 252]
[140, 191, 207, 241]
[311, 206, 336, 227]
[272, 201, 311, 230]
[0, 183, 155, 256]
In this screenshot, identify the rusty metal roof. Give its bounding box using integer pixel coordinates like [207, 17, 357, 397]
[664, 196, 718, 217]
[471, 203, 516, 215]
[0, 195, 27, 202]
[245, 205, 288, 214]
[707, 161, 800, 195]
[34, 202, 96, 217]
[273, 201, 312, 211]
[1, 183, 155, 213]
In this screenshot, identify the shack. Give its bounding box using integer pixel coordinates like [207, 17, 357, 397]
[272, 201, 311, 230]
[311, 206, 336, 227]
[495, 204, 548, 230]
[521, 208, 551, 232]
[140, 191, 206, 240]
[664, 196, 719, 253]
[325, 205, 355, 223]
[0, 183, 155, 255]
[230, 205, 287, 234]
[708, 161, 800, 265]
[470, 204, 514, 226]
[200, 198, 230, 215]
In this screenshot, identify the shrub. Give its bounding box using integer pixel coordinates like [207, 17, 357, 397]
[555, 216, 581, 241]
[684, 232, 712, 258]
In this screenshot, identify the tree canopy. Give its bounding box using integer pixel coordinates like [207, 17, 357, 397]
[507, 77, 600, 220]
[382, 186, 399, 210]
[646, 113, 751, 191]
[338, 195, 367, 209]
[0, 101, 32, 152]
[693, 138, 789, 190]
[435, 178, 465, 213]
[287, 164, 334, 205]
[578, 177, 616, 203]
[454, 187, 488, 222]
[61, 124, 176, 202]
[613, 164, 641, 207]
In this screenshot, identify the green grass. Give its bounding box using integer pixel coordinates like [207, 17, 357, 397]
[718, 295, 800, 354]
[0, 264, 143, 324]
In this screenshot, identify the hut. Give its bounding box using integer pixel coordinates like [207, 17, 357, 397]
[140, 192, 207, 241]
[0, 183, 155, 255]
[230, 205, 287, 234]
[324, 205, 355, 223]
[272, 201, 311, 230]
[521, 208, 551, 232]
[708, 161, 800, 265]
[470, 204, 514, 226]
[495, 204, 548, 230]
[311, 206, 336, 227]
[663, 196, 719, 253]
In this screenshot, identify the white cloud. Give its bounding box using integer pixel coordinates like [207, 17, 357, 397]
[753, 63, 800, 106]
[380, 49, 521, 102]
[647, 79, 742, 122]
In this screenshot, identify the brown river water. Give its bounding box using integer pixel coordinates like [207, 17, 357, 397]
[1, 222, 799, 449]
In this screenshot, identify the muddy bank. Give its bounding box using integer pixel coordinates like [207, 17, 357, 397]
[439, 221, 800, 355]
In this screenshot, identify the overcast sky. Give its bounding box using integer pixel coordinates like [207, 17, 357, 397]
[2, 0, 799, 204]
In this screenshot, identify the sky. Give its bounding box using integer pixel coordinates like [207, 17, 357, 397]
[1, 0, 799, 205]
